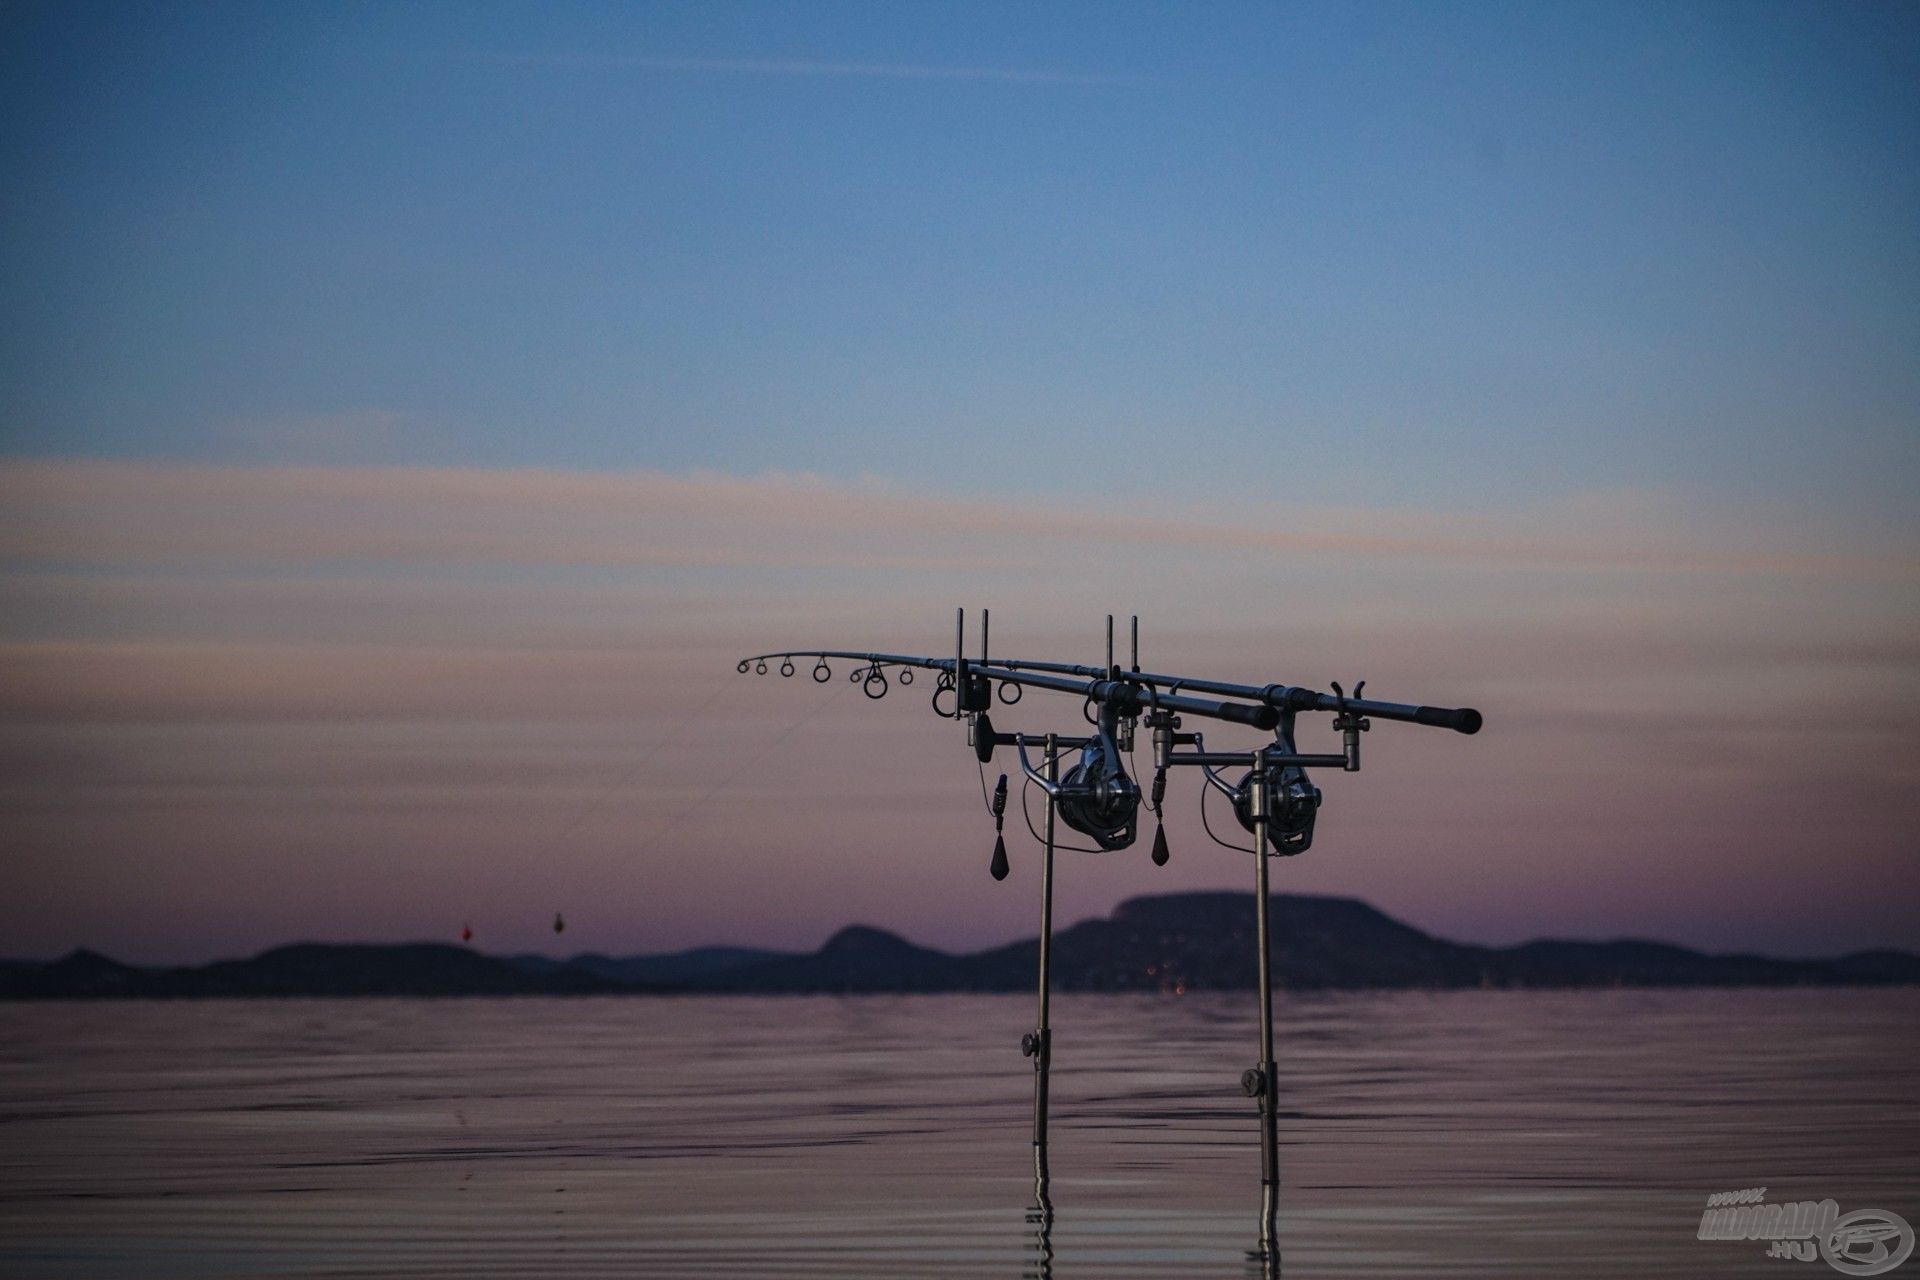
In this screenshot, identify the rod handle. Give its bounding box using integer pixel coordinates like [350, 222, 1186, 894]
[1414, 705, 1482, 735]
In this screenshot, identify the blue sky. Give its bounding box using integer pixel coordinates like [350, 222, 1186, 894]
[1, 2, 1916, 961]
[5, 2, 1916, 520]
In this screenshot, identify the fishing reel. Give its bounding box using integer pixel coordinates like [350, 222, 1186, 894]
[1056, 733, 1140, 851]
[1231, 767, 1321, 855]
[1003, 710, 1141, 852]
[1192, 709, 1328, 856]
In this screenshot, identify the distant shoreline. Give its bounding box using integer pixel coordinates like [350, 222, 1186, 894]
[7, 892, 1915, 1000]
[7, 986, 1919, 1005]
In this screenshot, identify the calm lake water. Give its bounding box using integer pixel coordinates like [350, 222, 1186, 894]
[0, 990, 1915, 1278]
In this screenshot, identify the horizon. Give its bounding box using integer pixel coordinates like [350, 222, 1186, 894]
[2, 2, 1917, 966]
[13, 886, 1915, 969]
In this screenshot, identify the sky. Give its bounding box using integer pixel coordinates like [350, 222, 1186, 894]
[1, 1, 1916, 963]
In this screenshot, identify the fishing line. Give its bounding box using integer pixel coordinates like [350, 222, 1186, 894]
[621, 682, 842, 862]
[539, 673, 736, 853]
[1200, 779, 1257, 854]
[977, 758, 994, 815]
[480, 673, 735, 941]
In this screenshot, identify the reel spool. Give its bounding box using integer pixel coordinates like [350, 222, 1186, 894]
[1231, 769, 1322, 856]
[1056, 742, 1140, 851]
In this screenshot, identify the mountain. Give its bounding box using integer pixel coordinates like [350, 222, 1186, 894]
[949, 893, 1920, 992]
[507, 946, 796, 985]
[1827, 949, 1920, 984]
[5, 894, 1916, 998]
[0, 944, 628, 999]
[704, 926, 962, 993]
[6, 948, 148, 998]
[959, 893, 1495, 992]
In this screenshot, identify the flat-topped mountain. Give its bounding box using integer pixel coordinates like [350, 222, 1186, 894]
[700, 926, 960, 993]
[4, 892, 1915, 998]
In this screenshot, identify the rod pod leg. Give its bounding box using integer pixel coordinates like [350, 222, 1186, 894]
[1245, 752, 1281, 1266]
[1021, 733, 1059, 1182]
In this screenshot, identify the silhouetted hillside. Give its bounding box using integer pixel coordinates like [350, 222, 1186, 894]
[508, 946, 796, 985]
[979, 893, 1492, 991]
[0, 944, 626, 999]
[6, 894, 1916, 998]
[704, 926, 962, 993]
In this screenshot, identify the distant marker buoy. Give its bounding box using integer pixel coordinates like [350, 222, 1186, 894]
[461, 923, 473, 944]
[553, 912, 565, 934]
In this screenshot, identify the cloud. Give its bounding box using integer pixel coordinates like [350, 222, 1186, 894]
[207, 410, 454, 465]
[2, 459, 1912, 580]
[446, 51, 1140, 87]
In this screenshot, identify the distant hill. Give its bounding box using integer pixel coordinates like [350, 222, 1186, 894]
[702, 926, 962, 993]
[507, 946, 796, 985]
[0, 943, 628, 999]
[4, 893, 1916, 999]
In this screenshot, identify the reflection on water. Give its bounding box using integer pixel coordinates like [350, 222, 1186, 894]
[1028, 1169, 1054, 1280]
[1, 989, 1916, 1277]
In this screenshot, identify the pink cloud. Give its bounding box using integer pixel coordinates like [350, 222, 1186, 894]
[3, 459, 1912, 578]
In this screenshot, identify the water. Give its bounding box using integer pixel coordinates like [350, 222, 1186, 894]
[1, 990, 1915, 1278]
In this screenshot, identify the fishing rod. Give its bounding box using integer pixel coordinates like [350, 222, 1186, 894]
[736, 608, 1483, 1262]
[975, 614, 1481, 735]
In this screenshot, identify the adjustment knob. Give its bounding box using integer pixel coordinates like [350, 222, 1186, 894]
[1022, 1032, 1041, 1058]
[1241, 1067, 1267, 1098]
